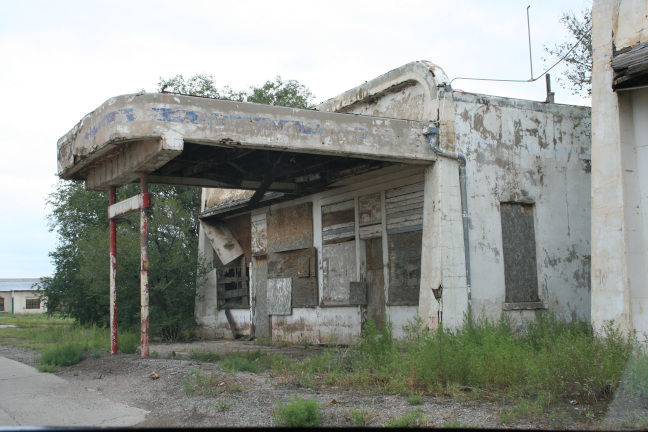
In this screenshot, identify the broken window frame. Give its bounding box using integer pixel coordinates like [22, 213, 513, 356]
[216, 255, 250, 309]
[25, 298, 40, 310]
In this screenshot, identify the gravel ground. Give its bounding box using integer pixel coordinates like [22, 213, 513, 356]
[0, 341, 641, 429]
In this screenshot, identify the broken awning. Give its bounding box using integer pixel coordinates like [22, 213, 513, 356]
[57, 93, 435, 193]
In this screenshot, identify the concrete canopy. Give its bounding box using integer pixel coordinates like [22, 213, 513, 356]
[57, 94, 434, 200]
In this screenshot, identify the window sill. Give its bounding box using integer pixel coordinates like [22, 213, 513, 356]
[502, 301, 547, 311]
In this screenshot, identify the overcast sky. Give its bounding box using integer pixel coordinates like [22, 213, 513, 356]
[0, 0, 591, 278]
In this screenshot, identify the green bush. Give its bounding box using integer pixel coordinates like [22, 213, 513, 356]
[118, 332, 139, 354]
[40, 341, 85, 367]
[273, 394, 321, 427]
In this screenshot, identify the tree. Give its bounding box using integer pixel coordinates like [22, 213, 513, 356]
[158, 74, 315, 108]
[40, 75, 315, 340]
[544, 7, 592, 97]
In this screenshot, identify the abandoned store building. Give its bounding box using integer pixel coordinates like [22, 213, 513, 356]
[57, 61, 591, 344]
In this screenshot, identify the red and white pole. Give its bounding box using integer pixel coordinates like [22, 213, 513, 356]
[109, 186, 118, 355]
[140, 172, 150, 358]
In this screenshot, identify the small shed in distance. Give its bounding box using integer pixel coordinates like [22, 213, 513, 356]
[0, 279, 46, 314]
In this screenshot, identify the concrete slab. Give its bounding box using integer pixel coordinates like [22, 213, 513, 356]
[0, 356, 148, 427]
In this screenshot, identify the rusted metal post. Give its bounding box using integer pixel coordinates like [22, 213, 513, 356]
[140, 172, 150, 358]
[109, 186, 118, 355]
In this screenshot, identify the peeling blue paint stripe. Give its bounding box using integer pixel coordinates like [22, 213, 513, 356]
[84, 108, 136, 140]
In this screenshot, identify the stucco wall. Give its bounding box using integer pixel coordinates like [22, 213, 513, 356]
[591, 0, 648, 335]
[0, 291, 45, 314]
[453, 93, 592, 322]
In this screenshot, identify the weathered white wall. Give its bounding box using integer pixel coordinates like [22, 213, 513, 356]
[453, 93, 592, 323]
[0, 291, 46, 314]
[591, 0, 648, 335]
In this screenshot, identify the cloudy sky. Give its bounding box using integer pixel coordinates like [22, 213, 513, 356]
[0, 0, 590, 278]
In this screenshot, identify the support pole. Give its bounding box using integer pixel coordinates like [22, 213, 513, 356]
[140, 172, 150, 358]
[109, 186, 118, 355]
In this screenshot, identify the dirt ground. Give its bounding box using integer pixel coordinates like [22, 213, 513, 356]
[0, 340, 641, 429]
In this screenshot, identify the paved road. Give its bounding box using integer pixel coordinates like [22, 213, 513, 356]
[0, 356, 148, 427]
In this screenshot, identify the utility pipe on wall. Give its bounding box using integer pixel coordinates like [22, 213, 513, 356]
[423, 125, 472, 308]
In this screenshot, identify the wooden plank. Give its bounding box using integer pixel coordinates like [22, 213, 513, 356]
[359, 224, 382, 240]
[267, 278, 292, 315]
[108, 193, 149, 219]
[267, 247, 318, 306]
[321, 241, 358, 305]
[385, 181, 424, 198]
[267, 202, 313, 253]
[358, 193, 381, 226]
[218, 288, 248, 299]
[251, 213, 268, 256]
[200, 220, 244, 266]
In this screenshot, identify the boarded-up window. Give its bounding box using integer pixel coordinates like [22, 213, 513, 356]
[267, 203, 313, 252]
[322, 200, 355, 245]
[0, 297, 4, 312]
[386, 182, 424, 234]
[385, 182, 424, 306]
[500, 203, 540, 303]
[26, 298, 40, 309]
[212, 214, 252, 309]
[387, 230, 423, 305]
[322, 242, 358, 305]
[268, 247, 318, 307]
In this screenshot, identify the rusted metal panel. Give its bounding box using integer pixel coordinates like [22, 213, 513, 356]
[267, 278, 292, 315]
[387, 229, 422, 306]
[251, 213, 267, 256]
[267, 203, 313, 253]
[267, 247, 318, 307]
[500, 203, 540, 303]
[200, 220, 244, 266]
[386, 182, 424, 232]
[322, 200, 355, 245]
[322, 242, 357, 305]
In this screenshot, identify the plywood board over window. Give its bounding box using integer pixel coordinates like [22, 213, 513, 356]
[322, 241, 358, 305]
[267, 247, 318, 307]
[500, 203, 540, 304]
[385, 181, 424, 306]
[210, 214, 252, 309]
[267, 202, 313, 253]
[322, 200, 355, 245]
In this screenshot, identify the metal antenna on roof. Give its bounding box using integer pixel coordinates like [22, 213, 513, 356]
[527, 6, 534, 80]
[448, 5, 588, 89]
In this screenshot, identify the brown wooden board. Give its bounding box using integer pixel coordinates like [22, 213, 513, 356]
[321, 241, 357, 305]
[267, 247, 318, 307]
[322, 200, 355, 245]
[267, 202, 313, 253]
[225, 214, 252, 262]
[387, 229, 422, 305]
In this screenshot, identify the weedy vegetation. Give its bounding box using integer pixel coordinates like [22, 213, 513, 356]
[272, 394, 321, 427]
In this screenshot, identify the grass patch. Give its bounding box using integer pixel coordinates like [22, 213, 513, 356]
[385, 407, 428, 427]
[349, 408, 376, 426]
[406, 394, 424, 405]
[40, 341, 85, 367]
[189, 350, 222, 362]
[287, 313, 642, 420]
[117, 332, 139, 354]
[272, 394, 321, 427]
[219, 350, 286, 373]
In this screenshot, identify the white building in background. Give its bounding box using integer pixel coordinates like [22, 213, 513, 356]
[591, 0, 648, 336]
[0, 279, 46, 314]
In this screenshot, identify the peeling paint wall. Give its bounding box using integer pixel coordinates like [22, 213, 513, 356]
[592, 0, 648, 335]
[195, 60, 592, 342]
[453, 92, 591, 322]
